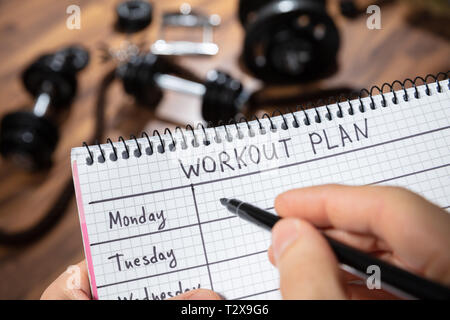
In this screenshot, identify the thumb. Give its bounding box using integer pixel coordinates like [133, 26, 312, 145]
[272, 218, 347, 299]
[169, 289, 222, 300]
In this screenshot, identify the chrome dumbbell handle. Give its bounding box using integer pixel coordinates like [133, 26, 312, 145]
[32, 92, 52, 118]
[154, 72, 250, 116]
[153, 73, 206, 97]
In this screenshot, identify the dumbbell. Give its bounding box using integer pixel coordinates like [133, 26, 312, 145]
[0, 46, 89, 170]
[238, 0, 340, 84]
[116, 52, 249, 124]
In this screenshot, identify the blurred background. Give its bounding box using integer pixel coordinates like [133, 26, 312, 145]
[0, 0, 448, 299]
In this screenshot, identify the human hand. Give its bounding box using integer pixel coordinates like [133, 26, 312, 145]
[268, 185, 450, 299]
[41, 259, 221, 300]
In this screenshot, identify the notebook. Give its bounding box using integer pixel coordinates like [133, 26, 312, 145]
[71, 74, 450, 300]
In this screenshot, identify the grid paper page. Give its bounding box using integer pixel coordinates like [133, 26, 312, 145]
[71, 80, 450, 300]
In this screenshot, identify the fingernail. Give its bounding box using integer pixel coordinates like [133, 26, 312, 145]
[272, 219, 301, 265]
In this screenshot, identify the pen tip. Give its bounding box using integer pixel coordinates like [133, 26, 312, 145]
[220, 198, 228, 206]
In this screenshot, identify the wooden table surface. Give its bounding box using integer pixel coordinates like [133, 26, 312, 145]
[0, 0, 448, 299]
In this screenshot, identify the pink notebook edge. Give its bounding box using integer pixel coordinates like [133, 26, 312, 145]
[71, 160, 99, 300]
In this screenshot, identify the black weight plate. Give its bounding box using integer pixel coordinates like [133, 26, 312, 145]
[242, 0, 339, 83]
[202, 70, 246, 124]
[22, 55, 78, 107]
[239, 0, 327, 26]
[56, 45, 90, 72]
[117, 53, 164, 108]
[0, 112, 59, 170]
[116, 0, 153, 33]
[238, 0, 273, 26]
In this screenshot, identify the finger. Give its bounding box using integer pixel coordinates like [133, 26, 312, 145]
[267, 245, 275, 266]
[345, 283, 400, 300]
[275, 185, 450, 284]
[270, 227, 399, 298]
[325, 229, 421, 273]
[273, 243, 381, 283]
[169, 289, 222, 300]
[323, 229, 390, 253]
[273, 235, 404, 300]
[41, 260, 91, 300]
[272, 218, 347, 299]
[76, 260, 92, 296]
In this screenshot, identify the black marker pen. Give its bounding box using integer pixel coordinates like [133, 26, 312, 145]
[220, 198, 450, 300]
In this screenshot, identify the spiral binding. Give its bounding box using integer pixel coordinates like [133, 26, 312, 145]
[82, 71, 449, 165]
